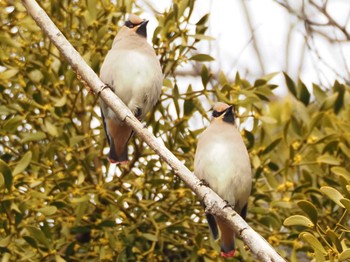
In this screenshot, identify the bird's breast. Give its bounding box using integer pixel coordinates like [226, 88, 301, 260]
[100, 48, 162, 120]
[195, 127, 252, 209]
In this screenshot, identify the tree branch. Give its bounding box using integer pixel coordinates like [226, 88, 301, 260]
[21, 0, 285, 261]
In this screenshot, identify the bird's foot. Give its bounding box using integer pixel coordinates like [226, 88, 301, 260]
[98, 84, 112, 95]
[223, 200, 234, 209]
[199, 179, 210, 187]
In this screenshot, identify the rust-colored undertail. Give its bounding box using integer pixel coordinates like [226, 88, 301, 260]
[106, 119, 133, 164]
[216, 217, 236, 258]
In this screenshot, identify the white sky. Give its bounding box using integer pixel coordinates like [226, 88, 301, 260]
[142, 0, 350, 92]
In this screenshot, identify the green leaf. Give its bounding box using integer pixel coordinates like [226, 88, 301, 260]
[257, 72, 279, 84]
[0, 69, 19, 80]
[312, 83, 327, 104]
[308, 112, 324, 132]
[320, 186, 344, 208]
[21, 132, 47, 143]
[0, 105, 16, 116]
[53, 95, 67, 107]
[264, 172, 278, 188]
[317, 154, 340, 165]
[297, 200, 318, 224]
[259, 215, 281, 229]
[259, 116, 277, 124]
[201, 64, 210, 87]
[0, 32, 21, 48]
[300, 232, 327, 254]
[298, 79, 310, 106]
[188, 34, 215, 41]
[86, 0, 97, 23]
[196, 13, 209, 26]
[28, 70, 44, 83]
[283, 73, 297, 97]
[178, 0, 189, 18]
[326, 229, 342, 252]
[189, 54, 214, 62]
[163, 78, 173, 89]
[69, 135, 85, 146]
[320, 93, 337, 111]
[340, 198, 350, 213]
[23, 236, 37, 248]
[219, 71, 228, 86]
[98, 220, 115, 228]
[13, 151, 32, 175]
[26, 226, 51, 249]
[339, 143, 350, 159]
[142, 233, 158, 242]
[0, 235, 11, 247]
[37, 206, 58, 216]
[45, 121, 59, 137]
[2, 115, 24, 132]
[261, 138, 282, 155]
[339, 249, 350, 261]
[55, 255, 67, 262]
[283, 215, 314, 228]
[331, 166, 350, 180]
[70, 195, 90, 203]
[184, 85, 195, 116]
[333, 81, 345, 114]
[0, 159, 12, 191]
[0, 172, 3, 189]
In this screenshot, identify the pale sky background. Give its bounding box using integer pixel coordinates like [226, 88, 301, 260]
[141, 0, 350, 93]
[129, 0, 350, 150]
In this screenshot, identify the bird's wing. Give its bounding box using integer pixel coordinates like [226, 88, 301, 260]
[206, 213, 219, 240]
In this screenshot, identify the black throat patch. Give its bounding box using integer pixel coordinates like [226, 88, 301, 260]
[212, 106, 235, 123]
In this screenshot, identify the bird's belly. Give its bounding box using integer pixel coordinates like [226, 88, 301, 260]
[100, 50, 162, 120]
[198, 143, 251, 208]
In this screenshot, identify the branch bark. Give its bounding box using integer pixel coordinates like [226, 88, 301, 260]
[22, 0, 285, 261]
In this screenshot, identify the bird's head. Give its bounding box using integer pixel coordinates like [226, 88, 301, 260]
[124, 14, 149, 38]
[211, 102, 235, 124]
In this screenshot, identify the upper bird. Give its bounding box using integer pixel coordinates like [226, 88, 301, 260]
[100, 14, 163, 164]
[194, 102, 252, 258]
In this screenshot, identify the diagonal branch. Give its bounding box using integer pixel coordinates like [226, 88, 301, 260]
[21, 0, 285, 261]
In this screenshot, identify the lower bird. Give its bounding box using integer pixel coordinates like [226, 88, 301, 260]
[100, 14, 163, 164]
[194, 102, 252, 258]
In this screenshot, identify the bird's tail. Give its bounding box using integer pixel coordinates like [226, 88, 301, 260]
[206, 213, 219, 240]
[216, 217, 236, 258]
[106, 119, 133, 164]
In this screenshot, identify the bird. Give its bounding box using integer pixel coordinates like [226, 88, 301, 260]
[194, 102, 252, 258]
[99, 14, 163, 164]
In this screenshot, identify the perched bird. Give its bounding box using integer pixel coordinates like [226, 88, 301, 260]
[100, 14, 163, 164]
[194, 102, 252, 258]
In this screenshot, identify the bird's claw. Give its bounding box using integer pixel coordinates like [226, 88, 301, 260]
[199, 179, 210, 187]
[223, 200, 234, 209]
[98, 84, 112, 96]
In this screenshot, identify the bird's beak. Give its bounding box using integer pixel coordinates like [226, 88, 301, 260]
[141, 19, 149, 26]
[136, 20, 149, 38]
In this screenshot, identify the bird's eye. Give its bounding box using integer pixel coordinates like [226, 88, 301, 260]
[212, 110, 224, 118]
[125, 21, 135, 28]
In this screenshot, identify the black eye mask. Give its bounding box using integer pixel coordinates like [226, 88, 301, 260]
[125, 20, 142, 28]
[212, 110, 225, 118]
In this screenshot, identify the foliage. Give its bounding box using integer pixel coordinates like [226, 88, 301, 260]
[1, 0, 350, 262]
